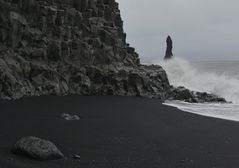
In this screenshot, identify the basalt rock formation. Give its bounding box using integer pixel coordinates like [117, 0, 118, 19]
[0, 0, 226, 103]
[0, 0, 170, 100]
[164, 36, 173, 60]
[169, 86, 226, 103]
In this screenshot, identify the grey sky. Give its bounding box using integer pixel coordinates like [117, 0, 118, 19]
[118, 0, 239, 63]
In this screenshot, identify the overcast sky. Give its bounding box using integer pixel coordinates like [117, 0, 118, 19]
[118, 0, 239, 63]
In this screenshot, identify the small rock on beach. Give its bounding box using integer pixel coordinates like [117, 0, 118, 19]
[61, 113, 80, 120]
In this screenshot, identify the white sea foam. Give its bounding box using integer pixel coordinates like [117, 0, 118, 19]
[158, 57, 239, 121]
[163, 100, 239, 122]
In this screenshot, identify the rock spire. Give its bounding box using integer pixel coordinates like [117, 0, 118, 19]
[164, 35, 173, 59]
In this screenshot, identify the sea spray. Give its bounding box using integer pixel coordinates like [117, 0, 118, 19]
[158, 57, 239, 121]
[160, 57, 239, 103]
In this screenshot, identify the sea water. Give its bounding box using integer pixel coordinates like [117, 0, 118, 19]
[160, 57, 239, 121]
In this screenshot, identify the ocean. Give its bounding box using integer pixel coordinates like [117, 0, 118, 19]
[160, 58, 239, 121]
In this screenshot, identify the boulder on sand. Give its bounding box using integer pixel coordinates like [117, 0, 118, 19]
[12, 136, 64, 161]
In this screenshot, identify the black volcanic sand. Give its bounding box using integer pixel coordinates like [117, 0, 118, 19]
[0, 96, 239, 168]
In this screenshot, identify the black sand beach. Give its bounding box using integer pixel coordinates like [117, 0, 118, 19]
[0, 96, 239, 168]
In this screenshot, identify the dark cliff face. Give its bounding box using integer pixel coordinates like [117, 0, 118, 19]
[0, 0, 171, 99]
[0, 0, 139, 66]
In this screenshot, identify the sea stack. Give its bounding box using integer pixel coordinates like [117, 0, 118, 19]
[164, 36, 173, 60]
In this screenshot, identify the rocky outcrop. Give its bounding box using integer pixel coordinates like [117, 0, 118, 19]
[169, 86, 227, 103]
[164, 36, 173, 60]
[12, 136, 64, 160]
[0, 0, 226, 103]
[0, 0, 171, 100]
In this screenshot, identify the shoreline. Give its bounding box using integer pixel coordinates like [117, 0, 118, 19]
[0, 95, 239, 168]
[164, 101, 239, 122]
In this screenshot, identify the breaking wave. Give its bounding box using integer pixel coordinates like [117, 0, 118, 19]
[158, 57, 239, 121]
[161, 57, 239, 103]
